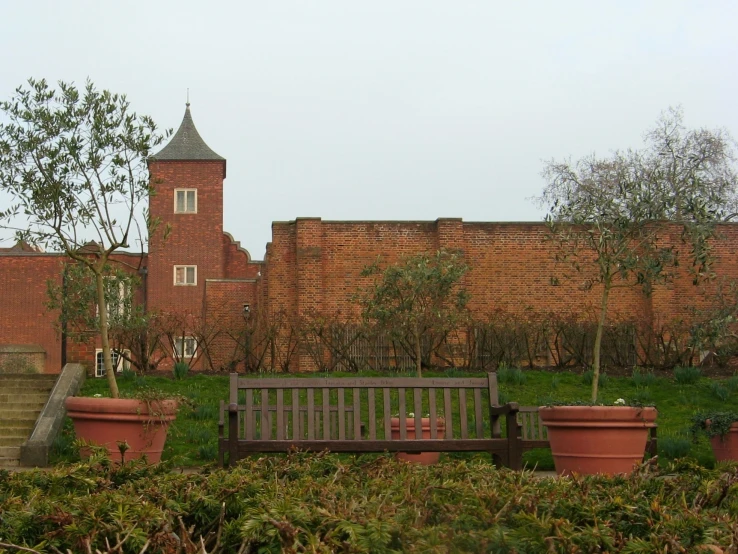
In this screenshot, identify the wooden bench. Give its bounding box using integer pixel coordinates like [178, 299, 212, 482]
[218, 372, 658, 468]
[218, 373, 525, 469]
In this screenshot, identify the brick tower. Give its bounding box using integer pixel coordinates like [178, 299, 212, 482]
[147, 104, 227, 365]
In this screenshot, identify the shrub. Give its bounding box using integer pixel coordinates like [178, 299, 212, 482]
[188, 404, 220, 421]
[582, 370, 608, 389]
[708, 381, 730, 402]
[674, 366, 701, 385]
[631, 367, 656, 388]
[0, 456, 736, 551]
[173, 361, 190, 380]
[630, 387, 654, 405]
[497, 365, 526, 385]
[659, 432, 692, 460]
[691, 411, 738, 439]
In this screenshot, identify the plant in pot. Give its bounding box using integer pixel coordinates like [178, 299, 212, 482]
[0, 78, 175, 463]
[537, 108, 735, 475]
[359, 249, 469, 463]
[691, 411, 738, 463]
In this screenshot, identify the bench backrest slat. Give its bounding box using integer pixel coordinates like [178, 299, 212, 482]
[353, 388, 362, 439]
[245, 390, 254, 440]
[443, 388, 453, 437]
[338, 389, 346, 440]
[383, 388, 391, 439]
[474, 388, 483, 439]
[276, 390, 285, 440]
[398, 387, 407, 440]
[459, 388, 468, 439]
[413, 389, 422, 439]
[261, 389, 269, 440]
[428, 388, 438, 438]
[304, 389, 315, 440]
[368, 388, 377, 440]
[322, 388, 330, 440]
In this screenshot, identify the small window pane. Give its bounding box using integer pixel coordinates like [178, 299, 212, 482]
[186, 267, 195, 283]
[176, 191, 185, 213]
[186, 190, 196, 212]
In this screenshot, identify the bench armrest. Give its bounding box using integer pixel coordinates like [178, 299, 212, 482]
[489, 402, 519, 416]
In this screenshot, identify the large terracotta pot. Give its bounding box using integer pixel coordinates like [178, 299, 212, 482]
[65, 397, 177, 463]
[710, 422, 738, 462]
[539, 405, 657, 476]
[390, 417, 446, 465]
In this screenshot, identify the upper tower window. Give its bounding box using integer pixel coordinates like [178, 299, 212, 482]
[175, 189, 197, 213]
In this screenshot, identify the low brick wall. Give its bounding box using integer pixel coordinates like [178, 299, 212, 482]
[0, 345, 46, 374]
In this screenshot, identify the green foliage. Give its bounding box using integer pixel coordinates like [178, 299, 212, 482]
[0, 455, 736, 552]
[659, 431, 693, 460]
[630, 387, 654, 405]
[631, 367, 656, 388]
[359, 249, 470, 377]
[582, 369, 608, 388]
[691, 411, 738, 439]
[674, 366, 702, 385]
[497, 365, 527, 385]
[708, 381, 730, 402]
[173, 361, 190, 380]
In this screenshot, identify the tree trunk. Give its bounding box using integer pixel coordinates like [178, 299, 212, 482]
[96, 271, 120, 398]
[591, 281, 610, 403]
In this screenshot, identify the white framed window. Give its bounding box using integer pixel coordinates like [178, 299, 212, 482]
[97, 278, 128, 323]
[174, 336, 197, 358]
[95, 349, 130, 378]
[174, 265, 197, 286]
[174, 189, 197, 213]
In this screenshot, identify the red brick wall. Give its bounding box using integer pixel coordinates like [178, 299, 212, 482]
[0, 254, 63, 373]
[259, 218, 738, 370]
[204, 279, 258, 370]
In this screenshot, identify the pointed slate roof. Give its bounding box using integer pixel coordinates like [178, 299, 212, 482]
[154, 104, 226, 176]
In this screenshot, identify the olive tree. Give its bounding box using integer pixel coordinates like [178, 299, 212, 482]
[0, 79, 167, 397]
[359, 249, 470, 377]
[540, 107, 737, 402]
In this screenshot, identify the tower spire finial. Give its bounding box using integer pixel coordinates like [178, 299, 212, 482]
[186, 88, 190, 108]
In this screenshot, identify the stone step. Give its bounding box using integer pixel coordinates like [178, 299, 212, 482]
[0, 408, 41, 422]
[0, 393, 51, 404]
[0, 375, 56, 388]
[0, 400, 46, 410]
[0, 446, 21, 458]
[0, 426, 34, 437]
[0, 436, 28, 447]
[0, 383, 55, 393]
[0, 374, 58, 381]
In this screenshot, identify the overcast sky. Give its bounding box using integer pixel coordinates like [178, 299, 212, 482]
[2, 1, 737, 259]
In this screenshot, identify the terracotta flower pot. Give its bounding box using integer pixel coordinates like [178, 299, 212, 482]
[710, 422, 738, 462]
[390, 417, 446, 465]
[539, 405, 657, 476]
[65, 396, 177, 463]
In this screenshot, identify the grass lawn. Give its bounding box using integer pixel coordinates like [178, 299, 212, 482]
[52, 367, 738, 469]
